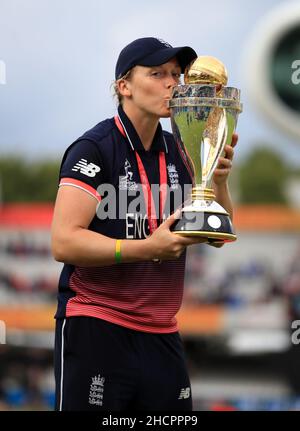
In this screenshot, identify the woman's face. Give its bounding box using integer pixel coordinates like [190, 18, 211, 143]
[123, 57, 181, 119]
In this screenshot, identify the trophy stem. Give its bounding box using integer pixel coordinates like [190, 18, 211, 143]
[191, 186, 215, 201]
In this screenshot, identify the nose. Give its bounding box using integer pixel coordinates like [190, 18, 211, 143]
[165, 73, 179, 89]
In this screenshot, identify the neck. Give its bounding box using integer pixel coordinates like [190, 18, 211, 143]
[122, 104, 159, 151]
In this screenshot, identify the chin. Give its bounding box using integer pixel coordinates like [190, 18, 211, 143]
[160, 109, 171, 119]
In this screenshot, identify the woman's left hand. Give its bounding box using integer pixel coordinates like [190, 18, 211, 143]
[212, 133, 238, 186]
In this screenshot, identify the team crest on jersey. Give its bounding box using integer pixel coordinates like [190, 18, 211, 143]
[119, 159, 138, 191]
[167, 163, 179, 189]
[88, 374, 105, 406]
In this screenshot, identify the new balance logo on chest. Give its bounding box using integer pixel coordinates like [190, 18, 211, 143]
[72, 159, 101, 177]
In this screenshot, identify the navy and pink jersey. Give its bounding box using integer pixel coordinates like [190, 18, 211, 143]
[55, 105, 192, 333]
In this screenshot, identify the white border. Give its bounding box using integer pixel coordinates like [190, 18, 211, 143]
[59, 319, 66, 411]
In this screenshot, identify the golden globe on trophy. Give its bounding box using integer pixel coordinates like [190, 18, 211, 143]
[168, 56, 242, 242]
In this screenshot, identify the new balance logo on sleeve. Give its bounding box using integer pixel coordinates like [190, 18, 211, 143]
[178, 387, 191, 399]
[72, 159, 101, 177]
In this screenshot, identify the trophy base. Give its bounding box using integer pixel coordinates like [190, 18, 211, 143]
[171, 210, 237, 243]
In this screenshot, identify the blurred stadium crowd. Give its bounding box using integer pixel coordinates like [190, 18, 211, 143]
[0, 234, 300, 410]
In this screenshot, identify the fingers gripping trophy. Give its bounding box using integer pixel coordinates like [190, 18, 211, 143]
[168, 56, 243, 242]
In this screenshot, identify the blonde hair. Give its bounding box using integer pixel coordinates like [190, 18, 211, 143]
[111, 69, 133, 105]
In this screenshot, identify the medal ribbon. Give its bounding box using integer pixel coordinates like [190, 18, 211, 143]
[135, 151, 167, 235]
[115, 116, 167, 235]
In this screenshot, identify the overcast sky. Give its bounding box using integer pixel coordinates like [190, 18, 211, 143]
[1, 0, 300, 166]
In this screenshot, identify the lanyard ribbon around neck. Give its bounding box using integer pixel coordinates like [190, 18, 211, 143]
[115, 115, 168, 235]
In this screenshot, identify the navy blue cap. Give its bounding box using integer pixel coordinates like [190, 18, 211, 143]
[115, 37, 197, 80]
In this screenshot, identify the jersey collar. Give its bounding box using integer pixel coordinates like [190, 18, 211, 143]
[116, 105, 168, 153]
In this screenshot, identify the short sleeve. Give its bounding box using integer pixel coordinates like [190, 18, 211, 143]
[59, 139, 104, 202]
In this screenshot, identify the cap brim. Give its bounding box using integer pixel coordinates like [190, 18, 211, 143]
[138, 46, 197, 72]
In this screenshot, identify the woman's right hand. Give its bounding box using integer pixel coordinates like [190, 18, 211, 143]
[145, 211, 208, 261]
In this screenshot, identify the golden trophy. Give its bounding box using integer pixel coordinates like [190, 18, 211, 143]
[169, 56, 242, 242]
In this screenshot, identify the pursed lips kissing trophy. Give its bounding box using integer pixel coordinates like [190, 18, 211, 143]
[168, 56, 243, 243]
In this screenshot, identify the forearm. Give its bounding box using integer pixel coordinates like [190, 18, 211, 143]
[213, 182, 233, 220]
[52, 228, 153, 267]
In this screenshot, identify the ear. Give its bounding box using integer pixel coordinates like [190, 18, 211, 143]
[117, 79, 132, 98]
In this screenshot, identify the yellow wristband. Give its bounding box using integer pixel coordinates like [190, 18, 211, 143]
[115, 239, 122, 264]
